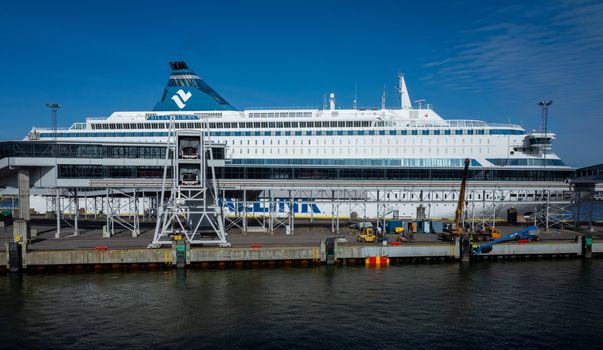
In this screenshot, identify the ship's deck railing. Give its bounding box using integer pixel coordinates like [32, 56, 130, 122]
[446, 120, 521, 129]
[33, 123, 87, 132]
[31, 127, 71, 131]
[245, 107, 320, 111]
[70, 123, 86, 130]
[487, 122, 523, 128]
[30, 118, 524, 133]
[33, 118, 105, 132]
[384, 120, 523, 129]
[446, 120, 488, 127]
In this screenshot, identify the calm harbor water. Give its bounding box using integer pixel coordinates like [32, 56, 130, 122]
[1, 260, 602, 349]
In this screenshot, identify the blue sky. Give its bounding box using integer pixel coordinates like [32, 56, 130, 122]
[0, 0, 601, 167]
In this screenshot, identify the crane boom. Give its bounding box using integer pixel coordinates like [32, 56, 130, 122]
[453, 158, 470, 234]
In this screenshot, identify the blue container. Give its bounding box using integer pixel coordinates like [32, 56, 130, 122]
[385, 220, 403, 234]
[430, 221, 444, 233]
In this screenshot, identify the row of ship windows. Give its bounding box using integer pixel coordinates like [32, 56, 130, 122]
[488, 158, 565, 166]
[90, 121, 525, 134]
[45, 129, 521, 138]
[229, 158, 561, 167]
[230, 146, 488, 156]
[248, 112, 313, 118]
[229, 158, 480, 167]
[145, 112, 223, 120]
[226, 137, 492, 146]
[57, 165, 573, 181]
[92, 120, 373, 129]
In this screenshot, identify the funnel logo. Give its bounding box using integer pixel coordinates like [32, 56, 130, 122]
[171, 89, 192, 109]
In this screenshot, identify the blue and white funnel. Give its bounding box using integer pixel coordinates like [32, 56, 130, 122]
[153, 61, 236, 111]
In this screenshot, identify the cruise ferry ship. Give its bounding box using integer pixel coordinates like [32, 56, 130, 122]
[25, 61, 574, 219]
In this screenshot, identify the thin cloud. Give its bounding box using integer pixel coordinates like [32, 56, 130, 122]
[422, 0, 603, 102]
[423, 58, 453, 68]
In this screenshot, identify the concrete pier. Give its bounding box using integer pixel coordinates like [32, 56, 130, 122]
[1, 237, 601, 273]
[0, 219, 601, 273]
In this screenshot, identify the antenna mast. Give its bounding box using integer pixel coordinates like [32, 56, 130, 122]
[353, 81, 357, 110]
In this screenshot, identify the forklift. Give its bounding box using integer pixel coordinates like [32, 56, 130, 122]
[357, 227, 377, 243]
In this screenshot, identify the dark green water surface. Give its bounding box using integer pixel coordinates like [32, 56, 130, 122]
[1, 260, 602, 349]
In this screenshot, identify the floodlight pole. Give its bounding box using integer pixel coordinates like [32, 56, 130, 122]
[46, 103, 62, 139]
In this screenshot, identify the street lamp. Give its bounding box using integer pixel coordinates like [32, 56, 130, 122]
[537, 100, 553, 168]
[46, 103, 62, 139]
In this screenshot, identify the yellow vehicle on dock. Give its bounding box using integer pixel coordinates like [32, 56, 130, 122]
[486, 227, 502, 239]
[471, 226, 502, 241]
[357, 228, 376, 243]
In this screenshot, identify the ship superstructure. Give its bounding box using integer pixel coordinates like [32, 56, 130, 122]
[21, 61, 574, 219]
[28, 62, 568, 176]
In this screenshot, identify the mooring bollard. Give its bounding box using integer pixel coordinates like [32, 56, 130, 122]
[325, 238, 336, 265]
[8, 242, 22, 273]
[582, 235, 593, 259]
[173, 239, 187, 269]
[461, 236, 471, 263]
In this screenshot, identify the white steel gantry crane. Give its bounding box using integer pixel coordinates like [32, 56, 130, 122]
[149, 116, 229, 248]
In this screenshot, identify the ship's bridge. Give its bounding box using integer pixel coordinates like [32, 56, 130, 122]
[519, 132, 556, 152]
[525, 132, 555, 147]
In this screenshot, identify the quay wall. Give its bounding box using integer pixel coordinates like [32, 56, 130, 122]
[1, 238, 601, 271]
[338, 243, 458, 259]
[490, 241, 581, 256]
[24, 249, 171, 266]
[190, 246, 322, 262]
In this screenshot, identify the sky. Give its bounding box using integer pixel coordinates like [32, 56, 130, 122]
[0, 0, 601, 167]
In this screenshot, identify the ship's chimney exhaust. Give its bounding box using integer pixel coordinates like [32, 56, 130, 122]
[329, 93, 336, 111]
[397, 73, 412, 109]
